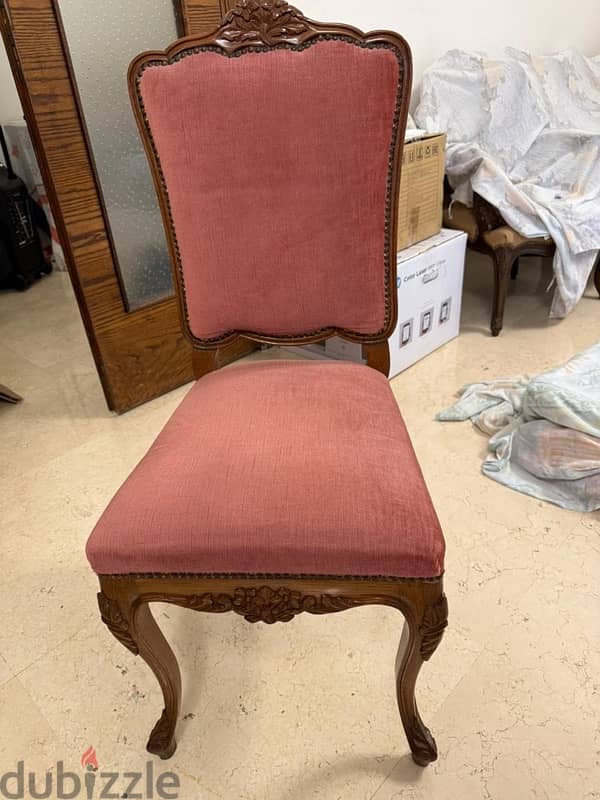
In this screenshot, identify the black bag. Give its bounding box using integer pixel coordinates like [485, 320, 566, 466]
[0, 127, 52, 291]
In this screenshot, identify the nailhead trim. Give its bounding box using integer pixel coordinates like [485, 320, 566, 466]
[100, 571, 443, 583]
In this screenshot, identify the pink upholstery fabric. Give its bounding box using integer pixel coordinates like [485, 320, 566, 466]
[138, 41, 400, 340]
[87, 361, 444, 578]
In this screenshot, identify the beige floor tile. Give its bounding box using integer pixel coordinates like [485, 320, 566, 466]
[0, 342, 48, 396]
[18, 621, 163, 763]
[0, 653, 12, 689]
[0, 678, 63, 779]
[0, 369, 108, 478]
[0, 272, 91, 370]
[0, 568, 95, 676]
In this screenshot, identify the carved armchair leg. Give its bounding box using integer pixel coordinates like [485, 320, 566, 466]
[490, 248, 514, 336]
[395, 586, 448, 766]
[594, 253, 600, 297]
[98, 582, 182, 759]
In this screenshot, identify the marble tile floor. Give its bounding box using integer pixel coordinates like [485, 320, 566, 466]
[0, 254, 598, 799]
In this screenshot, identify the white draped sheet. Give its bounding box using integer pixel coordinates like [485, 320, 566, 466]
[415, 48, 600, 317]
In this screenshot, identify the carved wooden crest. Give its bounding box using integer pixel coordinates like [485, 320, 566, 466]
[221, 0, 309, 46]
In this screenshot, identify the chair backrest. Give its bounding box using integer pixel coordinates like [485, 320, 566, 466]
[129, 0, 411, 350]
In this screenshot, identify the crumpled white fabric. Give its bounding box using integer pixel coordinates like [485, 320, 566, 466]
[436, 342, 600, 511]
[415, 47, 600, 317]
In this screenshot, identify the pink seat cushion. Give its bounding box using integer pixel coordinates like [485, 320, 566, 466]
[87, 362, 444, 578]
[138, 41, 400, 340]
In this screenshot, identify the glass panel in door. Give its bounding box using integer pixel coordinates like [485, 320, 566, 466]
[57, 0, 179, 308]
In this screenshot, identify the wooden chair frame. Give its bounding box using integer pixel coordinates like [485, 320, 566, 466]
[99, 574, 447, 765]
[95, 0, 447, 767]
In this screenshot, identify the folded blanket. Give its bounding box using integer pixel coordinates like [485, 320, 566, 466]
[437, 342, 600, 511]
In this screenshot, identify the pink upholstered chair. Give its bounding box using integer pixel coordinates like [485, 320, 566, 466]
[86, 0, 448, 767]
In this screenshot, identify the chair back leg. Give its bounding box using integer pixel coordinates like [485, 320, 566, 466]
[364, 341, 391, 376]
[490, 248, 514, 336]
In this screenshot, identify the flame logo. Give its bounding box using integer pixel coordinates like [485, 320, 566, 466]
[80, 746, 99, 771]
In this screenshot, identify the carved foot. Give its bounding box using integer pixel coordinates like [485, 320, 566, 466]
[147, 709, 177, 759]
[408, 721, 438, 766]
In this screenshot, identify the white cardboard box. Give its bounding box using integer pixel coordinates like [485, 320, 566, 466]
[324, 228, 467, 376]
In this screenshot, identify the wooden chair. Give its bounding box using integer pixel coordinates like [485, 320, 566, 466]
[86, 0, 448, 767]
[444, 187, 600, 335]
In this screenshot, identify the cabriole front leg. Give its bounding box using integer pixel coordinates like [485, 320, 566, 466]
[97, 579, 182, 759]
[395, 582, 448, 766]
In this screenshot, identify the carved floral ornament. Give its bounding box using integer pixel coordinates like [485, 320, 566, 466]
[182, 585, 357, 624]
[222, 0, 310, 45]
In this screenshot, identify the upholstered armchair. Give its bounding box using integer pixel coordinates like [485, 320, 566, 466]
[86, 0, 448, 768]
[443, 184, 600, 335]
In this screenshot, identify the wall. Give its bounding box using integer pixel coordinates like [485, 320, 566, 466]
[3, 2, 599, 117]
[0, 41, 22, 123]
[299, 0, 600, 90]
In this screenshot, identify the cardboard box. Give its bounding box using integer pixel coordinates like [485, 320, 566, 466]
[390, 228, 466, 375]
[320, 229, 467, 376]
[397, 132, 446, 250]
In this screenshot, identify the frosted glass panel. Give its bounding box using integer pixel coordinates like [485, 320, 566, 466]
[58, 0, 178, 308]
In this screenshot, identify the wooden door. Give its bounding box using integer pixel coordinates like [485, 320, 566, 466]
[0, 0, 235, 412]
[178, 0, 235, 35]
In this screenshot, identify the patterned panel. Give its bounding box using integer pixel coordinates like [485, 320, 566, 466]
[57, 0, 179, 308]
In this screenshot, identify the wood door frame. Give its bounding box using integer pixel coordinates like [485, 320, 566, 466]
[0, 0, 231, 412]
[177, 1, 236, 37]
